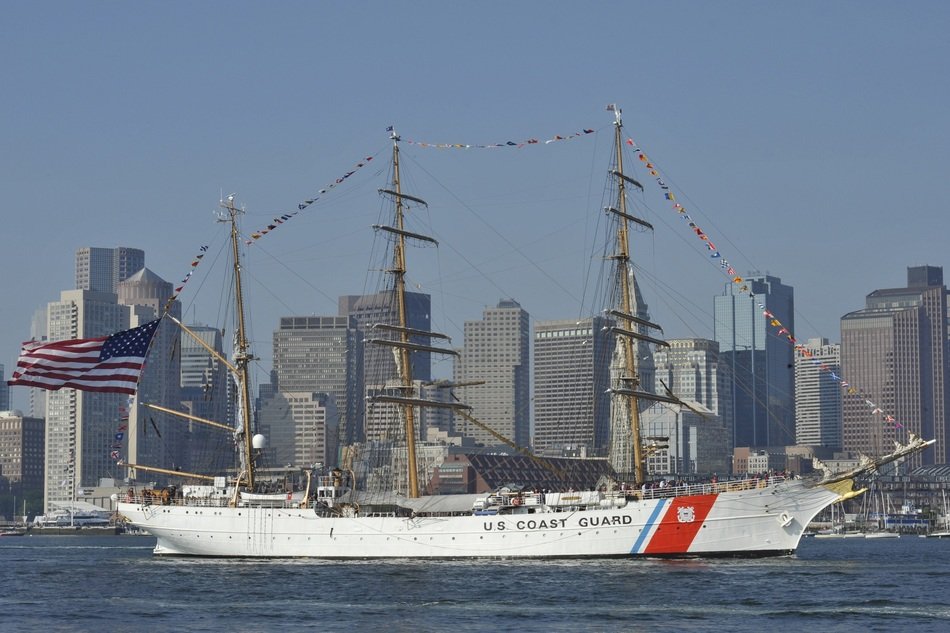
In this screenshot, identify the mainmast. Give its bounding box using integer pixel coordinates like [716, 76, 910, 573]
[389, 132, 421, 497]
[221, 195, 257, 492]
[369, 128, 466, 498]
[603, 105, 670, 486]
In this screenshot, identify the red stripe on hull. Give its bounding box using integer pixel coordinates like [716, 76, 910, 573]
[643, 494, 718, 554]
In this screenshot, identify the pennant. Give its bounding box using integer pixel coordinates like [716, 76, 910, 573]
[246, 154, 377, 245]
[405, 127, 595, 150]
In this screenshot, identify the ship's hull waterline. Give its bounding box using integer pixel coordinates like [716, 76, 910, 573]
[117, 478, 847, 558]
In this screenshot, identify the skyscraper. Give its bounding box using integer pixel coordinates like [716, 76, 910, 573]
[75, 247, 145, 293]
[454, 299, 530, 448]
[27, 307, 48, 419]
[179, 324, 232, 474]
[180, 326, 228, 399]
[269, 315, 358, 452]
[258, 392, 338, 469]
[841, 266, 948, 467]
[714, 274, 795, 449]
[117, 268, 183, 478]
[794, 338, 842, 449]
[340, 291, 431, 443]
[645, 338, 731, 475]
[533, 317, 611, 456]
[44, 289, 129, 512]
[0, 364, 9, 411]
[653, 338, 730, 420]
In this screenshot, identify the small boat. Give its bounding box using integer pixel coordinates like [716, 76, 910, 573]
[814, 530, 865, 539]
[0, 527, 26, 537]
[31, 504, 121, 535]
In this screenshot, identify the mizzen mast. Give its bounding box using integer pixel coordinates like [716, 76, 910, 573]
[221, 195, 257, 492]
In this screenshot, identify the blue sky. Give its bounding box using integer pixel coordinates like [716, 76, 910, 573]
[3, 1, 949, 410]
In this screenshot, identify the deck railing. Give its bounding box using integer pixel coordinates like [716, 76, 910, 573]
[636, 475, 787, 500]
[122, 475, 791, 512]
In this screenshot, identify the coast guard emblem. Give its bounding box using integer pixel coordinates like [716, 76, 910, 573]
[677, 506, 696, 523]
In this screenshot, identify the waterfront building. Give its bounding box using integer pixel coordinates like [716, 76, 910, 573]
[533, 316, 611, 456]
[428, 451, 614, 495]
[714, 274, 796, 450]
[794, 338, 842, 449]
[0, 410, 45, 496]
[840, 265, 948, 467]
[453, 299, 530, 448]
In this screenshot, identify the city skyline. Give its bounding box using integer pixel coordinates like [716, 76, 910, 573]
[4, 250, 946, 505]
[5, 244, 946, 435]
[4, 3, 950, 418]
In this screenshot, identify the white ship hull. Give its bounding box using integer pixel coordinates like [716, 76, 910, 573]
[117, 478, 846, 558]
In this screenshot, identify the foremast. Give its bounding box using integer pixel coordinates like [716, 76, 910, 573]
[369, 128, 465, 498]
[604, 105, 670, 487]
[221, 195, 257, 492]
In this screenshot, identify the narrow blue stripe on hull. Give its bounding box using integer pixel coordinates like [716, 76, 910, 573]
[631, 498, 668, 554]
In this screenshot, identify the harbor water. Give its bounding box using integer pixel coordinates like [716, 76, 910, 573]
[1, 534, 947, 632]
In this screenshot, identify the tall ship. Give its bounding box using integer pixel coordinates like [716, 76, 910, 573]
[116, 107, 932, 558]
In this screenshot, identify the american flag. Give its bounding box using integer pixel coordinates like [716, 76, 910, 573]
[7, 319, 161, 395]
